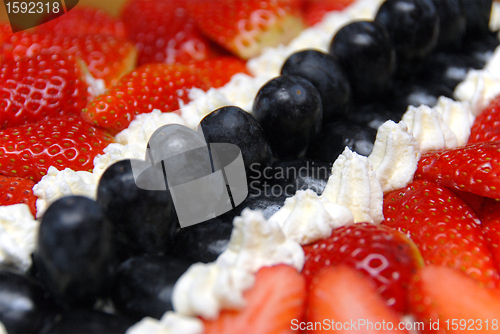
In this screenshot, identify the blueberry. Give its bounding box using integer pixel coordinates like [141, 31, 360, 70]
[345, 103, 405, 130]
[421, 52, 483, 91]
[280, 50, 351, 122]
[305, 121, 377, 163]
[97, 159, 179, 260]
[375, 0, 440, 75]
[388, 80, 454, 113]
[461, 31, 500, 66]
[199, 106, 273, 180]
[33, 196, 115, 308]
[111, 255, 191, 320]
[431, 0, 466, 51]
[45, 309, 134, 334]
[227, 191, 286, 219]
[0, 268, 58, 334]
[252, 75, 323, 159]
[171, 217, 234, 264]
[329, 21, 396, 102]
[460, 0, 493, 37]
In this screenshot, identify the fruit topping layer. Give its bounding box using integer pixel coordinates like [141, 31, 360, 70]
[2, 0, 500, 333]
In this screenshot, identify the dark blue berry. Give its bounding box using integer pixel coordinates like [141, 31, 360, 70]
[306, 121, 377, 163]
[46, 309, 134, 334]
[345, 103, 405, 130]
[0, 268, 58, 334]
[97, 159, 179, 260]
[329, 21, 396, 102]
[461, 31, 500, 67]
[280, 50, 351, 122]
[171, 217, 233, 264]
[252, 75, 323, 159]
[375, 0, 440, 76]
[111, 255, 191, 320]
[33, 196, 115, 308]
[388, 80, 454, 113]
[199, 106, 273, 180]
[460, 0, 493, 37]
[432, 0, 466, 51]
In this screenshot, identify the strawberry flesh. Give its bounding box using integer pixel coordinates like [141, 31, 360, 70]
[0, 176, 37, 216]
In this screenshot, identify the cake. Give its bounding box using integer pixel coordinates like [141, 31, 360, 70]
[1, 0, 500, 333]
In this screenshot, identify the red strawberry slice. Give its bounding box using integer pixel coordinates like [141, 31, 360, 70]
[0, 176, 37, 216]
[81, 63, 209, 134]
[383, 179, 500, 288]
[201, 264, 306, 334]
[302, 223, 423, 314]
[187, 56, 250, 88]
[415, 141, 500, 199]
[120, 0, 222, 66]
[302, 0, 355, 26]
[0, 52, 90, 129]
[469, 94, 500, 144]
[187, 0, 305, 59]
[36, 6, 127, 38]
[2, 32, 137, 88]
[0, 116, 113, 182]
[306, 265, 408, 334]
[409, 265, 500, 334]
[484, 220, 500, 273]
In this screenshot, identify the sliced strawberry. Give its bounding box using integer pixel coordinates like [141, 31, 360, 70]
[187, 0, 305, 59]
[415, 141, 500, 199]
[0, 116, 113, 182]
[409, 265, 500, 333]
[187, 56, 249, 88]
[0, 176, 37, 216]
[0, 52, 89, 129]
[484, 221, 500, 273]
[302, 223, 423, 314]
[302, 0, 355, 26]
[2, 32, 137, 88]
[36, 6, 127, 38]
[120, 0, 221, 66]
[469, 94, 500, 144]
[307, 265, 407, 334]
[202, 264, 306, 334]
[0, 23, 14, 45]
[81, 63, 209, 134]
[383, 179, 500, 288]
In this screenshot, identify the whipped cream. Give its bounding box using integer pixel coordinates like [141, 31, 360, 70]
[368, 120, 421, 193]
[268, 189, 354, 245]
[454, 68, 500, 115]
[402, 105, 458, 153]
[172, 209, 304, 320]
[434, 96, 475, 147]
[321, 147, 384, 224]
[126, 312, 203, 334]
[0, 321, 6, 334]
[0, 204, 38, 270]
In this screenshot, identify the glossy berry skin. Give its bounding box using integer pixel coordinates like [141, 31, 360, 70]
[46, 310, 134, 334]
[172, 217, 233, 263]
[431, 0, 466, 51]
[302, 223, 424, 314]
[252, 75, 322, 159]
[111, 255, 191, 320]
[306, 121, 377, 163]
[375, 0, 439, 76]
[329, 21, 395, 102]
[469, 95, 500, 144]
[0, 176, 37, 216]
[199, 106, 273, 180]
[97, 159, 179, 260]
[33, 196, 115, 309]
[281, 50, 351, 122]
[0, 268, 59, 334]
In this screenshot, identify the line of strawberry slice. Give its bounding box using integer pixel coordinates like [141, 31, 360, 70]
[187, 56, 250, 88]
[307, 265, 408, 334]
[302, 0, 356, 26]
[201, 264, 306, 334]
[1, 32, 137, 88]
[81, 63, 209, 134]
[415, 140, 500, 199]
[383, 179, 500, 288]
[0, 116, 113, 182]
[35, 6, 127, 38]
[409, 265, 500, 334]
[0, 175, 37, 216]
[0, 52, 90, 129]
[302, 222, 423, 314]
[187, 0, 305, 59]
[469, 94, 500, 144]
[120, 0, 223, 66]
